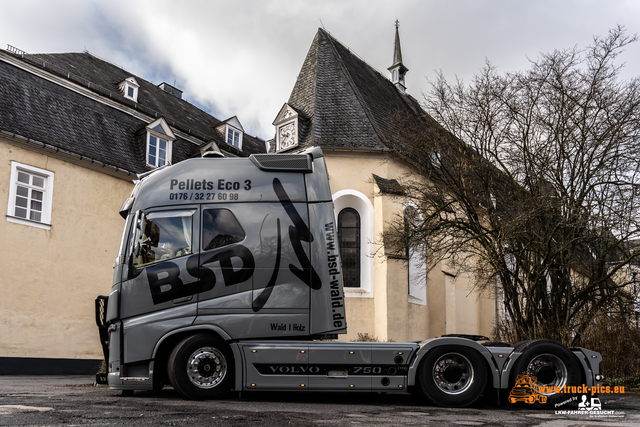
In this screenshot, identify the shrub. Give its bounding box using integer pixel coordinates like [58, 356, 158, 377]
[354, 332, 379, 342]
[495, 313, 640, 390]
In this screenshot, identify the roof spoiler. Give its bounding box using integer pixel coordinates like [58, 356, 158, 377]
[249, 146, 323, 172]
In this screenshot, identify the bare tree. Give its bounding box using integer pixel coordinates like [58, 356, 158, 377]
[385, 26, 640, 346]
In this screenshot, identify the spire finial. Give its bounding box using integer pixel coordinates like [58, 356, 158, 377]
[395, 19, 399, 29]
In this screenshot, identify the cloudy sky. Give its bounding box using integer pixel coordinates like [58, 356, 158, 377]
[2, 0, 640, 140]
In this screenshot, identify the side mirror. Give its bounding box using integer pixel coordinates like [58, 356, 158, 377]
[126, 210, 145, 276]
[119, 197, 134, 219]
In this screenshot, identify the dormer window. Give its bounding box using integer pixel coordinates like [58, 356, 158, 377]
[226, 127, 241, 148]
[120, 77, 140, 102]
[145, 118, 175, 168]
[216, 116, 245, 151]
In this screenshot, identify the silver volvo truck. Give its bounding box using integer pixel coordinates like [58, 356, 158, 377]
[95, 147, 603, 407]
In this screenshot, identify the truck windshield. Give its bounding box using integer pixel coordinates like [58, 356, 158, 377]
[133, 210, 194, 267]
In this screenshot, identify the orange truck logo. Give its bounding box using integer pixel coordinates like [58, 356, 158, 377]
[509, 372, 548, 404]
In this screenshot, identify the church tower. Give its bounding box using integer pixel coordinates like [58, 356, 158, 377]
[388, 20, 409, 94]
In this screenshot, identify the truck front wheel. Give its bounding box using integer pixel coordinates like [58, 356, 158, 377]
[168, 334, 233, 400]
[417, 346, 488, 407]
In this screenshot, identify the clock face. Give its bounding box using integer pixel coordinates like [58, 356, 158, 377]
[279, 122, 296, 150]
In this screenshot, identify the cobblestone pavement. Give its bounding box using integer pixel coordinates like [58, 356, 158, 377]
[0, 376, 638, 426]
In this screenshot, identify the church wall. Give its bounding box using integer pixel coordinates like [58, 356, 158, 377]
[324, 151, 496, 342]
[325, 152, 430, 341]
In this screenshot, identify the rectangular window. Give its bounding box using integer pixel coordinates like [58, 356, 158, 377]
[147, 134, 169, 167]
[404, 205, 427, 305]
[7, 162, 54, 229]
[227, 128, 240, 147]
[123, 81, 138, 102]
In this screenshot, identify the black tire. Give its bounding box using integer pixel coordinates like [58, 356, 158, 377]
[167, 334, 234, 400]
[416, 346, 488, 407]
[511, 340, 581, 408]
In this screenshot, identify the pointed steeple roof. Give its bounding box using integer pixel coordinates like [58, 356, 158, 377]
[282, 28, 429, 152]
[390, 19, 407, 71]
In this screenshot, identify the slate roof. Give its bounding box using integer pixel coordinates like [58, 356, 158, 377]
[0, 49, 265, 176]
[0, 58, 149, 173]
[241, 134, 268, 154]
[285, 28, 430, 152]
[372, 174, 404, 195]
[31, 52, 224, 141]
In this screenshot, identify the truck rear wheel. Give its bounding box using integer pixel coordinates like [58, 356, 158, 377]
[417, 346, 488, 407]
[511, 340, 581, 408]
[168, 334, 233, 400]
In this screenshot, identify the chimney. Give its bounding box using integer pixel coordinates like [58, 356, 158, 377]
[158, 82, 183, 99]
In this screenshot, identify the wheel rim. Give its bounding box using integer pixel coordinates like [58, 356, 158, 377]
[186, 346, 227, 389]
[432, 353, 474, 395]
[527, 353, 567, 395]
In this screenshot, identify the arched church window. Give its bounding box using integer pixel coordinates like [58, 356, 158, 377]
[338, 208, 360, 288]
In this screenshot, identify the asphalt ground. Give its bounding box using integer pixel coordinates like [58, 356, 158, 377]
[0, 376, 639, 426]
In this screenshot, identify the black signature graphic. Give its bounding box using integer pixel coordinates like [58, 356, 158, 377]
[272, 178, 322, 291]
[251, 219, 281, 311]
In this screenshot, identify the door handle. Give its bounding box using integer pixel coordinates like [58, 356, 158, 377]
[172, 296, 193, 304]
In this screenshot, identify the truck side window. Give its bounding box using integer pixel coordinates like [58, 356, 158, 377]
[202, 209, 245, 250]
[132, 210, 194, 267]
